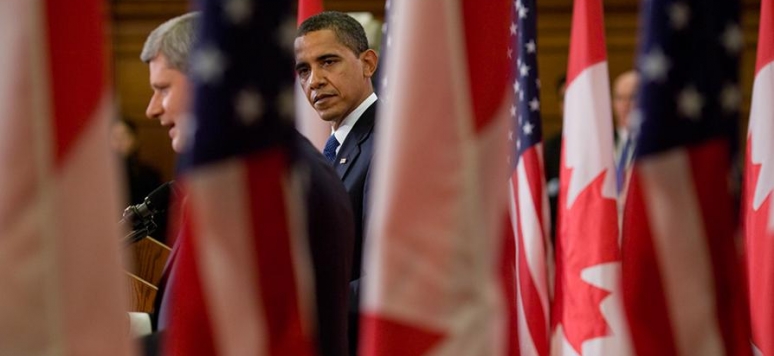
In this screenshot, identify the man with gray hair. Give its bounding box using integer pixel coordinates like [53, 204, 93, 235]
[141, 12, 198, 153]
[140, 12, 355, 356]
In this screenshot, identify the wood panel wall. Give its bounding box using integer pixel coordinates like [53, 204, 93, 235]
[110, 0, 761, 181]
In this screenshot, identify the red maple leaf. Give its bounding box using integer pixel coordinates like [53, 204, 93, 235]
[552, 165, 620, 353]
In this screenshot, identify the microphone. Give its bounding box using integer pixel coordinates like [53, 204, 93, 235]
[121, 181, 178, 243]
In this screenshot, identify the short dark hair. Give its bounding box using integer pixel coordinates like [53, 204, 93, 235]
[297, 11, 369, 55]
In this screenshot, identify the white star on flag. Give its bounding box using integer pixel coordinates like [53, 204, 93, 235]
[519, 5, 529, 19]
[277, 18, 298, 52]
[235, 88, 264, 125]
[669, 2, 690, 30]
[523, 121, 534, 135]
[526, 39, 536, 53]
[642, 47, 670, 82]
[510, 22, 517, 35]
[678, 85, 704, 120]
[192, 46, 226, 84]
[278, 86, 295, 120]
[529, 97, 540, 111]
[721, 24, 744, 54]
[224, 0, 252, 25]
[720, 83, 741, 113]
[520, 63, 530, 77]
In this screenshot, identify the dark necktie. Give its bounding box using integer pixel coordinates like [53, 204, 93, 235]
[323, 135, 340, 163]
[616, 137, 633, 193]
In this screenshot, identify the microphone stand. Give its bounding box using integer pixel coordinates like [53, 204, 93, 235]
[123, 226, 153, 245]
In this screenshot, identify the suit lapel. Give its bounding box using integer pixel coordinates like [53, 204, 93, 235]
[334, 102, 377, 180]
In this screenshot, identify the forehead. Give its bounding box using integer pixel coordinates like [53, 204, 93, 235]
[294, 29, 351, 59]
[148, 54, 186, 82]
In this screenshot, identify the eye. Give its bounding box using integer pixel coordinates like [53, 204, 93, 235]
[322, 59, 336, 66]
[296, 67, 310, 79]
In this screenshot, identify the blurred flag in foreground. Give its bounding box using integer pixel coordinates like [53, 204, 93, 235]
[508, 0, 551, 354]
[622, 0, 750, 354]
[0, 0, 134, 355]
[162, 1, 317, 355]
[744, 0, 774, 354]
[360, 0, 512, 355]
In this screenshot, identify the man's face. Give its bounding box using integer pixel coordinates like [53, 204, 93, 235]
[145, 54, 192, 153]
[294, 29, 376, 128]
[612, 72, 639, 130]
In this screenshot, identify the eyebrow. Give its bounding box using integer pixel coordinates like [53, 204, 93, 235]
[295, 53, 341, 71]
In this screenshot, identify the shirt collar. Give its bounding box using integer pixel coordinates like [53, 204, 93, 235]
[332, 93, 377, 145]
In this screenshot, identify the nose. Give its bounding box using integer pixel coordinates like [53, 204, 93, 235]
[146, 93, 163, 120]
[309, 68, 326, 90]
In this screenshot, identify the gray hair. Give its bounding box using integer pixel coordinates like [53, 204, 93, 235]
[140, 12, 200, 72]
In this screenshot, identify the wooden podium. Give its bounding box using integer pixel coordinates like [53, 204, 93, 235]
[126, 237, 171, 313]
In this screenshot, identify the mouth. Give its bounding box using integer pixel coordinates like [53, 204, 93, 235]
[313, 93, 335, 106]
[162, 122, 176, 137]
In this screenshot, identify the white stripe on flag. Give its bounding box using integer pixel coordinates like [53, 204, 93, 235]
[516, 159, 551, 315]
[639, 151, 723, 356]
[562, 63, 616, 207]
[189, 161, 267, 356]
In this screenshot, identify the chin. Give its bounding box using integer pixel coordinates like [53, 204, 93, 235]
[171, 139, 185, 153]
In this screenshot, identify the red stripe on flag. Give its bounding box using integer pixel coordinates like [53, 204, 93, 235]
[522, 149, 548, 239]
[566, 0, 607, 85]
[621, 171, 678, 356]
[461, 0, 510, 131]
[755, 0, 774, 73]
[164, 219, 218, 356]
[245, 150, 315, 356]
[360, 313, 445, 356]
[686, 141, 751, 356]
[44, 0, 105, 165]
[514, 149, 549, 356]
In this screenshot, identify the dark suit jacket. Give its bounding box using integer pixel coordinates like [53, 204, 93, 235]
[329, 101, 377, 355]
[145, 132, 355, 356]
[297, 132, 355, 356]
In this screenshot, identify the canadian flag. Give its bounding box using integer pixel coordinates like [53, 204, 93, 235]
[359, 0, 513, 355]
[0, 0, 134, 355]
[550, 0, 630, 354]
[745, 0, 774, 354]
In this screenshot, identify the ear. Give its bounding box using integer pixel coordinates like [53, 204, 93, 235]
[361, 49, 378, 78]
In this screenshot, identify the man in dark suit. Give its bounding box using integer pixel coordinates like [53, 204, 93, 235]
[138, 12, 355, 356]
[294, 11, 379, 355]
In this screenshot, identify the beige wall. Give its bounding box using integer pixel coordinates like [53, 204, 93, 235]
[110, 0, 761, 181]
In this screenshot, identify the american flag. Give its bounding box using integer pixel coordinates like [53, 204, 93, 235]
[745, 1, 774, 354]
[162, 1, 317, 355]
[508, 0, 551, 355]
[551, 0, 630, 354]
[359, 0, 512, 354]
[0, 0, 134, 354]
[621, 0, 751, 354]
